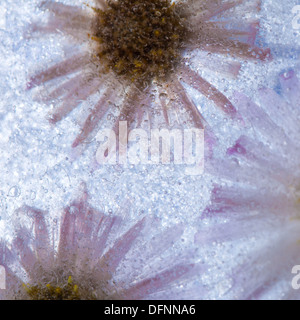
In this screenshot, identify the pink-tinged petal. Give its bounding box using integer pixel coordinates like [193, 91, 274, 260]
[72, 86, 145, 160]
[206, 154, 288, 197]
[113, 86, 150, 134]
[27, 53, 90, 90]
[202, 40, 272, 61]
[40, 1, 89, 20]
[179, 65, 237, 117]
[11, 229, 37, 275]
[96, 218, 146, 281]
[119, 263, 196, 300]
[58, 185, 122, 268]
[75, 207, 95, 245]
[227, 135, 295, 185]
[72, 87, 116, 148]
[0, 242, 18, 277]
[73, 206, 101, 270]
[158, 91, 170, 126]
[142, 224, 184, 260]
[227, 140, 247, 157]
[74, 190, 101, 245]
[118, 223, 186, 287]
[90, 215, 120, 265]
[206, 21, 260, 46]
[57, 207, 77, 264]
[230, 222, 300, 300]
[231, 21, 260, 46]
[195, 215, 278, 244]
[232, 92, 294, 152]
[106, 85, 152, 159]
[168, 77, 216, 155]
[23, 206, 54, 264]
[258, 88, 295, 134]
[246, 21, 260, 46]
[191, 0, 244, 22]
[259, 75, 300, 139]
[169, 77, 205, 129]
[27, 2, 92, 40]
[95, 0, 107, 10]
[194, 52, 241, 78]
[135, 105, 146, 128]
[204, 0, 243, 19]
[0, 243, 21, 299]
[233, 44, 273, 62]
[38, 73, 86, 103]
[202, 181, 295, 219]
[28, 15, 91, 40]
[279, 70, 300, 107]
[49, 77, 102, 123]
[135, 90, 153, 128]
[188, 0, 266, 61]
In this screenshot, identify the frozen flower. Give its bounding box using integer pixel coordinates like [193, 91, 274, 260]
[26, 0, 271, 149]
[197, 70, 300, 300]
[0, 184, 202, 300]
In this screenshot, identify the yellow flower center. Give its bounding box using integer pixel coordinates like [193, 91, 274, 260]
[23, 276, 83, 300]
[92, 0, 188, 84]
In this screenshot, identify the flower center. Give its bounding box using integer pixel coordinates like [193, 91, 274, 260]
[93, 0, 188, 84]
[23, 276, 86, 300]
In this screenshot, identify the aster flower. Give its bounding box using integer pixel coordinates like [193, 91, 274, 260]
[198, 70, 300, 300]
[0, 184, 201, 300]
[26, 0, 271, 150]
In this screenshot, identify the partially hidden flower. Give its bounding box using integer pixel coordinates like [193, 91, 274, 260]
[197, 70, 300, 300]
[26, 0, 271, 150]
[0, 184, 201, 300]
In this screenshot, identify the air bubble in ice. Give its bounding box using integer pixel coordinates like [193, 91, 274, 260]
[8, 186, 20, 197]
